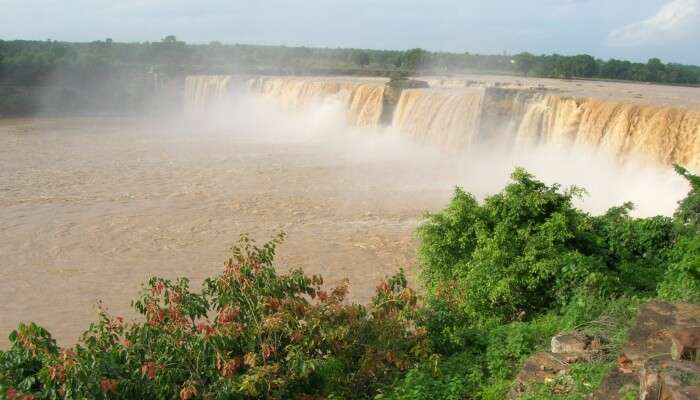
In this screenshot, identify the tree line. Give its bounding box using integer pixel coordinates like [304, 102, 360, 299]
[512, 52, 700, 85]
[1, 37, 699, 116]
[2, 37, 699, 84]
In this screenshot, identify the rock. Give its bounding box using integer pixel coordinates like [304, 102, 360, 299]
[618, 302, 681, 371]
[511, 352, 569, 397]
[640, 356, 700, 400]
[639, 359, 662, 400]
[550, 332, 604, 362]
[589, 367, 638, 400]
[618, 353, 634, 374]
[380, 79, 429, 125]
[591, 302, 700, 399]
[551, 334, 588, 354]
[670, 326, 700, 361]
[386, 78, 429, 90]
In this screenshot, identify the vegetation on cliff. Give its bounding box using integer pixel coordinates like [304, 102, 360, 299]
[401, 166, 699, 399]
[1, 166, 699, 399]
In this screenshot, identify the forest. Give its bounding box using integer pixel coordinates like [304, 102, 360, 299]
[1, 37, 699, 116]
[1, 166, 699, 399]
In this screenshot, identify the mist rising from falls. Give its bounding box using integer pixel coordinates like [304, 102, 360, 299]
[179, 75, 696, 216]
[184, 75, 700, 171]
[247, 78, 353, 110]
[388, 87, 700, 169]
[392, 89, 484, 150]
[247, 77, 385, 128]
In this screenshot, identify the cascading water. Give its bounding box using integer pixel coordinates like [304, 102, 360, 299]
[247, 77, 386, 128]
[348, 85, 386, 128]
[185, 75, 700, 169]
[391, 88, 485, 150]
[515, 95, 700, 169]
[184, 75, 233, 110]
[249, 78, 351, 109]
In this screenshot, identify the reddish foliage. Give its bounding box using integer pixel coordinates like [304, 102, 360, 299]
[262, 343, 275, 359]
[48, 364, 65, 382]
[151, 281, 165, 297]
[142, 362, 161, 380]
[6, 388, 18, 400]
[16, 334, 35, 352]
[290, 330, 304, 343]
[179, 385, 197, 400]
[100, 378, 119, 394]
[108, 316, 125, 331]
[170, 290, 182, 304]
[216, 307, 239, 325]
[217, 356, 242, 377]
[377, 280, 391, 294]
[146, 303, 165, 326]
[196, 322, 216, 337]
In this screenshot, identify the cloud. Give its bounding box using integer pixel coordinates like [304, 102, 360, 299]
[608, 0, 700, 46]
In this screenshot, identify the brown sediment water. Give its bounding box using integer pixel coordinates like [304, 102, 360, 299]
[1, 75, 698, 347]
[0, 117, 441, 346]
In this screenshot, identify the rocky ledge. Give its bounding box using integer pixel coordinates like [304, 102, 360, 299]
[512, 302, 700, 399]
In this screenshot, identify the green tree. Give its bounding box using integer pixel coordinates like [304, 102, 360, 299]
[646, 58, 665, 81]
[352, 50, 371, 67]
[402, 48, 429, 72]
[513, 52, 537, 76]
[570, 54, 599, 77]
[162, 35, 178, 44]
[418, 168, 678, 325]
[673, 165, 700, 232]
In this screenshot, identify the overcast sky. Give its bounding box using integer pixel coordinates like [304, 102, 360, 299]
[2, 0, 699, 64]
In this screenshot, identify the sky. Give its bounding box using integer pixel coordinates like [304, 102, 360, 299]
[1, 0, 699, 64]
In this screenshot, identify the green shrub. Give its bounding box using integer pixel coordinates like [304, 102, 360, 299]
[418, 168, 593, 323]
[417, 168, 674, 325]
[517, 361, 613, 400]
[588, 205, 674, 295]
[673, 165, 700, 233]
[657, 233, 700, 302]
[413, 167, 684, 399]
[380, 351, 483, 400]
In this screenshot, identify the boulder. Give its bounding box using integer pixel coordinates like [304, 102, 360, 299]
[640, 357, 700, 400]
[551, 334, 588, 354]
[380, 79, 430, 125]
[511, 352, 569, 397]
[670, 326, 700, 362]
[386, 78, 429, 90]
[591, 302, 700, 399]
[550, 333, 604, 361]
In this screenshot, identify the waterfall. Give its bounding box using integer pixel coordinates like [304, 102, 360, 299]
[348, 85, 385, 128]
[248, 77, 386, 128]
[184, 75, 700, 169]
[391, 88, 485, 150]
[515, 95, 700, 169]
[249, 78, 356, 110]
[184, 75, 233, 109]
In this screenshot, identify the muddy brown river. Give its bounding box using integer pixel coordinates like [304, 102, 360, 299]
[0, 116, 454, 346]
[0, 100, 688, 346]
